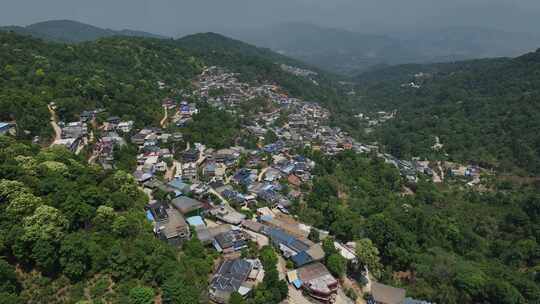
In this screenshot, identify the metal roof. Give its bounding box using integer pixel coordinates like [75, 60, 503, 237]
[210, 259, 252, 293]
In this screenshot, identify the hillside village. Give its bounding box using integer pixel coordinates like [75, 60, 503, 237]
[10, 65, 490, 304]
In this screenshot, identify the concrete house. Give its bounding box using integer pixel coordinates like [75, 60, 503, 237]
[147, 201, 190, 247]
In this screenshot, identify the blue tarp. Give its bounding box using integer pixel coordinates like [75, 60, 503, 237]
[292, 279, 303, 289]
[186, 216, 205, 227]
[146, 210, 155, 222]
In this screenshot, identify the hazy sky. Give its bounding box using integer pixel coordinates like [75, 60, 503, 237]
[2, 0, 540, 36]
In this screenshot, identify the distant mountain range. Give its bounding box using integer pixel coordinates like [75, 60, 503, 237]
[3, 20, 540, 77]
[0, 20, 168, 43]
[229, 23, 540, 75]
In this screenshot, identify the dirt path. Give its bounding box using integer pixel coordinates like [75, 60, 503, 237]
[342, 277, 367, 304]
[257, 166, 269, 182]
[276, 256, 312, 304]
[209, 187, 228, 205]
[164, 162, 177, 181]
[75, 137, 87, 155]
[438, 161, 445, 181]
[88, 150, 99, 164]
[160, 106, 168, 128]
[48, 104, 62, 145]
[401, 186, 414, 196]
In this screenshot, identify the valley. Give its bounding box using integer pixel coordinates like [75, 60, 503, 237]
[0, 23, 539, 304]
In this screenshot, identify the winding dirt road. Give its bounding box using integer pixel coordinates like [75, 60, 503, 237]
[48, 104, 62, 145]
[160, 107, 168, 128]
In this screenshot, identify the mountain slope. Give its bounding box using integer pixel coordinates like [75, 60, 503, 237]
[353, 50, 540, 174]
[231, 23, 540, 76]
[398, 27, 540, 60]
[231, 23, 418, 75]
[0, 30, 344, 139]
[0, 136, 214, 303]
[176, 32, 346, 107]
[0, 31, 201, 137]
[2, 28, 540, 304]
[0, 20, 167, 43]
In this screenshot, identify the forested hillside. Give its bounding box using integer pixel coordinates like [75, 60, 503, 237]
[295, 149, 540, 304]
[0, 20, 167, 43]
[0, 31, 201, 138]
[176, 33, 346, 104]
[353, 50, 540, 174]
[0, 30, 345, 141]
[0, 136, 214, 303]
[1, 27, 540, 304]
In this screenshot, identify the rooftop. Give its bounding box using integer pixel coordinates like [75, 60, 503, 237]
[371, 282, 406, 304]
[210, 259, 252, 293]
[155, 207, 189, 240]
[171, 196, 203, 214]
[297, 262, 338, 295]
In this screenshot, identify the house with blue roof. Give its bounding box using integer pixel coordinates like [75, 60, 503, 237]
[262, 226, 325, 267]
[167, 177, 191, 194]
[291, 251, 313, 267]
[232, 169, 256, 186]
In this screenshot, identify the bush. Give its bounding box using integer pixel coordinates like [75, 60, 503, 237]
[129, 286, 154, 304]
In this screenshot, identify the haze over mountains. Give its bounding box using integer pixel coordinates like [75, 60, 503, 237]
[229, 23, 540, 75]
[0, 19, 167, 43]
[3, 19, 539, 76]
[3, 5, 540, 303]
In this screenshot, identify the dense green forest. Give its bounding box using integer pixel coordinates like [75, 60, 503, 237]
[2, 27, 540, 304]
[0, 30, 346, 142]
[0, 136, 214, 303]
[351, 51, 540, 174]
[179, 102, 242, 149]
[0, 31, 201, 138]
[294, 149, 540, 304]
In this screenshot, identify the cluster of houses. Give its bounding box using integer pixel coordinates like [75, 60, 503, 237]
[52, 120, 88, 152]
[92, 116, 133, 169]
[197, 66, 254, 108]
[40, 65, 455, 304]
[280, 64, 318, 78]
[163, 98, 199, 127]
[136, 136, 319, 247]
[131, 127, 182, 180]
[355, 110, 397, 128]
[195, 66, 379, 159]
